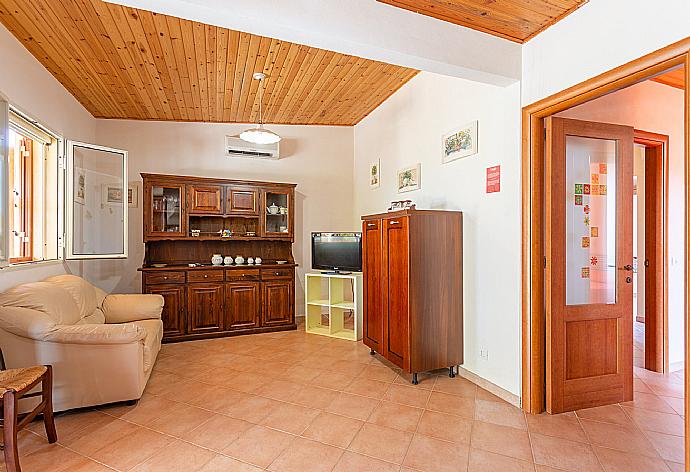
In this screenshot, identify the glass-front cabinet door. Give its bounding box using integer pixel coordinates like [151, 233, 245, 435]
[145, 181, 185, 237]
[262, 188, 292, 239]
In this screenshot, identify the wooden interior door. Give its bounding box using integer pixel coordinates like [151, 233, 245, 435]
[545, 117, 634, 413]
[362, 219, 383, 352]
[383, 216, 410, 370]
[225, 282, 261, 329]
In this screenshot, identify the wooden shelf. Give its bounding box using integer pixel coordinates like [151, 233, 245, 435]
[304, 273, 362, 341]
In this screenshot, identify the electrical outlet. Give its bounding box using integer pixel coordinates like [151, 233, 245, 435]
[479, 349, 489, 360]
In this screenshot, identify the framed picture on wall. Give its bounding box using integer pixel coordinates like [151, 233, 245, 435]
[397, 164, 421, 193]
[128, 183, 138, 208]
[442, 120, 478, 164]
[74, 168, 86, 205]
[102, 184, 124, 206]
[369, 159, 380, 189]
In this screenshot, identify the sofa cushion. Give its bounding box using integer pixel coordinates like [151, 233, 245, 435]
[78, 308, 106, 325]
[131, 319, 163, 373]
[0, 282, 80, 325]
[46, 275, 99, 322]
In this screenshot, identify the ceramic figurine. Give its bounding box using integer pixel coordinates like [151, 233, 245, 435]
[247, 257, 254, 265]
[255, 257, 262, 265]
[235, 255, 245, 265]
[211, 254, 223, 266]
[223, 256, 234, 265]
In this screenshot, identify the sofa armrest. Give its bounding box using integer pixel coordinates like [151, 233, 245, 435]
[0, 306, 56, 339]
[42, 323, 146, 345]
[102, 294, 164, 324]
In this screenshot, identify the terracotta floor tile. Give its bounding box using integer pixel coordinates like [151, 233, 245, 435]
[37, 410, 109, 442]
[368, 401, 423, 432]
[102, 394, 176, 424]
[60, 416, 140, 455]
[332, 451, 401, 472]
[148, 402, 215, 437]
[326, 392, 380, 421]
[433, 376, 478, 398]
[593, 446, 670, 472]
[579, 419, 659, 458]
[530, 432, 602, 472]
[268, 437, 344, 472]
[475, 399, 527, 430]
[309, 371, 355, 390]
[660, 395, 685, 416]
[223, 425, 295, 468]
[621, 405, 684, 436]
[645, 430, 685, 463]
[301, 411, 364, 448]
[279, 365, 323, 384]
[621, 392, 677, 414]
[634, 378, 653, 393]
[198, 454, 263, 472]
[416, 409, 472, 444]
[360, 364, 398, 383]
[190, 386, 245, 413]
[402, 433, 470, 472]
[646, 380, 684, 399]
[225, 371, 272, 393]
[475, 387, 508, 403]
[16, 443, 92, 472]
[348, 423, 413, 464]
[290, 385, 339, 410]
[254, 379, 304, 402]
[344, 378, 391, 399]
[426, 391, 475, 419]
[89, 426, 173, 471]
[65, 458, 119, 472]
[470, 421, 532, 462]
[665, 461, 685, 472]
[222, 394, 282, 423]
[575, 404, 633, 426]
[131, 439, 217, 472]
[181, 414, 253, 451]
[383, 384, 431, 408]
[526, 412, 588, 443]
[468, 448, 535, 472]
[260, 402, 320, 434]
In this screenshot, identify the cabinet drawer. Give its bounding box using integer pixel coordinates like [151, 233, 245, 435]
[187, 270, 225, 283]
[144, 271, 185, 285]
[261, 268, 293, 280]
[226, 268, 261, 282]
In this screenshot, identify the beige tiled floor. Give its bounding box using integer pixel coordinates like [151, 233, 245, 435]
[3, 320, 685, 471]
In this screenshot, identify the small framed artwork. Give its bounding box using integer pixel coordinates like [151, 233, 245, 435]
[74, 168, 86, 205]
[102, 184, 124, 206]
[397, 164, 421, 193]
[442, 120, 478, 164]
[128, 183, 139, 208]
[369, 159, 380, 189]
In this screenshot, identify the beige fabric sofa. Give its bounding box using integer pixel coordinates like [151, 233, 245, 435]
[0, 275, 164, 412]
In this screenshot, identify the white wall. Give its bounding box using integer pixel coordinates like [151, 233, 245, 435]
[558, 80, 685, 369]
[0, 24, 97, 291]
[354, 72, 522, 395]
[522, 0, 690, 105]
[94, 120, 355, 311]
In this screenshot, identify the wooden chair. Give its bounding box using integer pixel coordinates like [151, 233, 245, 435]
[0, 350, 57, 472]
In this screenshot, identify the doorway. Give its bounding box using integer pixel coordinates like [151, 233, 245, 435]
[521, 38, 689, 465]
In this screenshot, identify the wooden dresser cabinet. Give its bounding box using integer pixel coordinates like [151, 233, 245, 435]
[362, 209, 463, 384]
[140, 173, 297, 342]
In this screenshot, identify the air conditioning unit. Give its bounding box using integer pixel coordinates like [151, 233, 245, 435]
[225, 136, 280, 160]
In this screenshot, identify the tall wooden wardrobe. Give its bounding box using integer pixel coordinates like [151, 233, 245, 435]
[361, 209, 463, 384]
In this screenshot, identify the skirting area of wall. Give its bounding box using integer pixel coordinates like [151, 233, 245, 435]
[457, 366, 521, 407]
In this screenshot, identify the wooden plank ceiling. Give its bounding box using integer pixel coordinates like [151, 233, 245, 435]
[377, 0, 588, 43]
[651, 67, 685, 90]
[0, 0, 419, 125]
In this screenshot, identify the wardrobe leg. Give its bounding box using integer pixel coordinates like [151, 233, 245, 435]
[449, 366, 456, 378]
[370, 349, 375, 355]
[411, 373, 418, 385]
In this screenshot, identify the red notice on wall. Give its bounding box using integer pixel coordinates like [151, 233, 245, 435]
[486, 165, 501, 193]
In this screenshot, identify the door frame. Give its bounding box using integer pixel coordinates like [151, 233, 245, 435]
[521, 35, 689, 446]
[634, 130, 670, 374]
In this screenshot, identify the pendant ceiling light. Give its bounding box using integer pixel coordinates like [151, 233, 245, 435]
[240, 72, 281, 145]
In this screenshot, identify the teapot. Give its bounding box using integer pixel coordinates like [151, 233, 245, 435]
[268, 203, 279, 215]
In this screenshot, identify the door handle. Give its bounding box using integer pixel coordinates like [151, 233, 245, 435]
[618, 264, 633, 271]
[367, 223, 376, 227]
[389, 221, 400, 225]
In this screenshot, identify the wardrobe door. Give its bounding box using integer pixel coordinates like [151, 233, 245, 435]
[362, 219, 383, 352]
[383, 216, 410, 369]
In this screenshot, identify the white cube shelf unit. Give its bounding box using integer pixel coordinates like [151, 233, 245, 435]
[305, 272, 363, 341]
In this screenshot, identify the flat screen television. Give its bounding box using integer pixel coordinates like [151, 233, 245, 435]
[311, 232, 362, 273]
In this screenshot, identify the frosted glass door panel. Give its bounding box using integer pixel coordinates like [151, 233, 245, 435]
[565, 136, 616, 305]
[67, 141, 127, 258]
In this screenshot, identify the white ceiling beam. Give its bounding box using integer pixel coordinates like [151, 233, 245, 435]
[105, 0, 521, 86]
